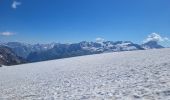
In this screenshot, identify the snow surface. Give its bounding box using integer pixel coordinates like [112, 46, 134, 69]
[0, 48, 170, 100]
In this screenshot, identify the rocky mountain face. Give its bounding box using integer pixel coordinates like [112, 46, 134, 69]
[0, 46, 26, 66]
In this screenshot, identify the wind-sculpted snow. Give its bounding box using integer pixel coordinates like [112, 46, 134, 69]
[0, 48, 170, 100]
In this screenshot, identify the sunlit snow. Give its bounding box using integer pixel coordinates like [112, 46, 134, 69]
[0, 48, 170, 100]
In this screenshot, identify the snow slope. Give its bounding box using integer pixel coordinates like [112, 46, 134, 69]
[0, 48, 170, 100]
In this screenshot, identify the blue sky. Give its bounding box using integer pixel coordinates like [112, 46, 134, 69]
[0, 0, 170, 45]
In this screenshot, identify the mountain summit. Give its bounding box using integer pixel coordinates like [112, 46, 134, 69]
[142, 41, 164, 49]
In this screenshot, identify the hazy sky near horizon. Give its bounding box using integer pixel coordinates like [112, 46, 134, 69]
[0, 0, 170, 44]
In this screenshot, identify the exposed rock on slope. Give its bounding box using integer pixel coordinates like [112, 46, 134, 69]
[0, 46, 26, 66]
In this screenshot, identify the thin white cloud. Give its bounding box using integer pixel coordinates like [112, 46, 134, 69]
[12, 1, 21, 9]
[143, 33, 169, 43]
[95, 37, 105, 43]
[0, 32, 15, 36]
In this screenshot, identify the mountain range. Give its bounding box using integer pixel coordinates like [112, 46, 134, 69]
[0, 40, 164, 65]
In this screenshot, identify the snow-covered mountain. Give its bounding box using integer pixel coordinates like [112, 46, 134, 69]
[141, 41, 164, 49]
[0, 48, 170, 100]
[27, 41, 144, 62]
